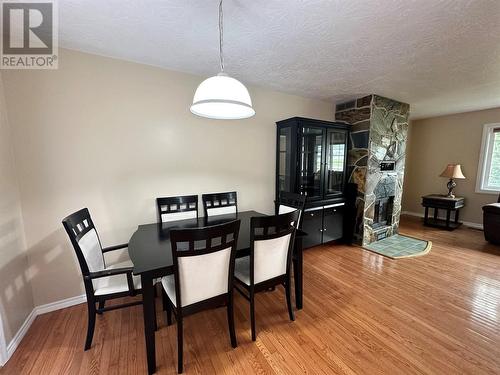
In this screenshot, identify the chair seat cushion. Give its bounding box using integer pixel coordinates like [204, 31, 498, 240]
[483, 203, 500, 213]
[234, 256, 251, 285]
[93, 260, 141, 296]
[161, 275, 177, 306]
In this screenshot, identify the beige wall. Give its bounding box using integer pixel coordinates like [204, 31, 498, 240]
[2, 49, 333, 306]
[0, 73, 34, 345]
[403, 107, 500, 224]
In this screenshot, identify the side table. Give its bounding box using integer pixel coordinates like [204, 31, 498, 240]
[421, 194, 465, 230]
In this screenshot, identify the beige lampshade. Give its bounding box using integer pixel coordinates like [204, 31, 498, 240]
[439, 164, 466, 179]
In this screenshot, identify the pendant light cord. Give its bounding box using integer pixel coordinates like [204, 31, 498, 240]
[219, 0, 224, 72]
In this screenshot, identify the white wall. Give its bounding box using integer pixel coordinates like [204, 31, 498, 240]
[0, 73, 34, 347]
[2, 49, 333, 306]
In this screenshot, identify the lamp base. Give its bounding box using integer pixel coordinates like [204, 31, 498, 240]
[446, 178, 457, 198]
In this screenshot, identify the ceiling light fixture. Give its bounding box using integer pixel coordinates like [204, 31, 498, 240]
[190, 0, 255, 120]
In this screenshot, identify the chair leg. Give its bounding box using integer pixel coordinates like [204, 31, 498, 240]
[177, 316, 183, 374]
[285, 277, 295, 322]
[153, 298, 158, 331]
[97, 300, 104, 314]
[84, 302, 97, 350]
[162, 289, 172, 326]
[227, 293, 237, 348]
[250, 288, 256, 341]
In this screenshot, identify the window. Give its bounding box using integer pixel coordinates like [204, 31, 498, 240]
[328, 144, 345, 171]
[476, 123, 500, 193]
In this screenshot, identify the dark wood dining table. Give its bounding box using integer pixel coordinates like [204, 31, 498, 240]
[128, 210, 304, 374]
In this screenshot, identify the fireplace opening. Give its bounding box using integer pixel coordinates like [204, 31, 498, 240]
[373, 196, 394, 228]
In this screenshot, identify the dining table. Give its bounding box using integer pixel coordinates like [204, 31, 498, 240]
[128, 210, 304, 374]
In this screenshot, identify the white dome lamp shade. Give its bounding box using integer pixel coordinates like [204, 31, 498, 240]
[191, 73, 255, 120]
[190, 0, 255, 120]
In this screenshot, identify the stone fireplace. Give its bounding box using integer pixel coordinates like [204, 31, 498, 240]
[335, 95, 410, 245]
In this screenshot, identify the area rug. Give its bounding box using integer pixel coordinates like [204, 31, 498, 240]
[362, 234, 432, 259]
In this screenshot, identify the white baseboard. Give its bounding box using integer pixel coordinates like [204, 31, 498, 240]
[5, 308, 36, 362]
[35, 294, 86, 316]
[1, 294, 87, 366]
[401, 211, 483, 230]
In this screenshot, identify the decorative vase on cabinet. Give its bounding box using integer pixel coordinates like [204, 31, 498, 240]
[276, 117, 350, 248]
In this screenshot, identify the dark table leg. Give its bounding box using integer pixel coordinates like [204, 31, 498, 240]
[455, 209, 460, 223]
[434, 208, 438, 220]
[424, 206, 429, 225]
[446, 209, 451, 229]
[293, 236, 303, 310]
[141, 274, 156, 374]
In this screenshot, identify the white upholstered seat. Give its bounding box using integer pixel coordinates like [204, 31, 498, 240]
[161, 210, 197, 223]
[278, 204, 296, 214]
[234, 233, 292, 285]
[78, 228, 105, 272]
[279, 205, 301, 228]
[78, 228, 139, 295]
[161, 247, 232, 307]
[234, 256, 251, 285]
[206, 205, 237, 217]
[93, 260, 141, 295]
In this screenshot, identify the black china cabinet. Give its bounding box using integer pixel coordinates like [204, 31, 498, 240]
[276, 117, 350, 248]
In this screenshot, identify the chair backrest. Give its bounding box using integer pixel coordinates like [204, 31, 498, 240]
[249, 210, 299, 285]
[202, 191, 237, 217]
[275, 192, 306, 228]
[62, 208, 105, 276]
[157, 195, 198, 223]
[169, 220, 241, 308]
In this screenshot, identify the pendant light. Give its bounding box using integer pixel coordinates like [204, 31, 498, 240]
[190, 0, 255, 120]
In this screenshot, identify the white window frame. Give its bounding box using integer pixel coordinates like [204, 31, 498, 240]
[476, 122, 500, 194]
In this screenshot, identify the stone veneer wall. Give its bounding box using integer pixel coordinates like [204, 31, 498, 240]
[335, 95, 410, 245]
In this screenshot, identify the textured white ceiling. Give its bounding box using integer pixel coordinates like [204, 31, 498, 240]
[60, 0, 500, 119]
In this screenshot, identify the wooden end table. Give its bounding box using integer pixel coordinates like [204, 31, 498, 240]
[421, 194, 465, 230]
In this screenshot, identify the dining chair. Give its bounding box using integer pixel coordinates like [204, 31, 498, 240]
[202, 191, 237, 217]
[161, 220, 241, 373]
[156, 195, 198, 223]
[62, 208, 142, 350]
[234, 210, 299, 341]
[275, 191, 307, 228]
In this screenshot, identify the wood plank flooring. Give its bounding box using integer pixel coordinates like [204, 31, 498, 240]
[2, 215, 500, 374]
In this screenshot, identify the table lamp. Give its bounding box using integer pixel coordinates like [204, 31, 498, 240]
[439, 164, 466, 198]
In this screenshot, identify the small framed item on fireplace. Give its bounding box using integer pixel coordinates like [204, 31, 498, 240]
[380, 161, 395, 171]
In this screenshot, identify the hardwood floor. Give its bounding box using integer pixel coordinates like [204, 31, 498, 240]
[2, 215, 500, 374]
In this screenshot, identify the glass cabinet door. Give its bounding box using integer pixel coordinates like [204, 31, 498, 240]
[278, 126, 293, 193]
[325, 129, 347, 196]
[299, 127, 324, 199]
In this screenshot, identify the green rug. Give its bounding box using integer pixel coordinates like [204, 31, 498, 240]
[363, 234, 431, 259]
